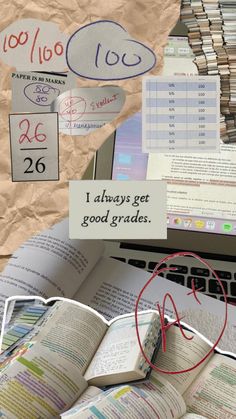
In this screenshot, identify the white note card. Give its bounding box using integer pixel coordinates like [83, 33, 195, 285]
[142, 76, 220, 153]
[51, 86, 125, 135]
[66, 20, 156, 81]
[11, 71, 76, 113]
[9, 113, 59, 182]
[69, 180, 167, 239]
[0, 19, 68, 71]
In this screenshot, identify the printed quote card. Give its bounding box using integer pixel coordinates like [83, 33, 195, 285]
[69, 180, 167, 239]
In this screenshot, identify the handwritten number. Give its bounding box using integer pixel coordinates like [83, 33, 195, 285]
[34, 84, 50, 94]
[95, 42, 102, 68]
[19, 119, 30, 144]
[3, 36, 7, 52]
[8, 34, 18, 48]
[19, 31, 29, 46]
[36, 95, 48, 103]
[7, 31, 29, 49]
[43, 46, 53, 62]
[18, 119, 46, 144]
[105, 50, 119, 66]
[3, 28, 63, 65]
[34, 123, 46, 142]
[122, 53, 142, 66]
[54, 42, 63, 56]
[95, 42, 142, 68]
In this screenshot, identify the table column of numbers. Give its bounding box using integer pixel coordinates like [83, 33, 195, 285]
[186, 80, 218, 149]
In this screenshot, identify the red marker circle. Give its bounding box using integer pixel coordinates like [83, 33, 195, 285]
[59, 96, 86, 122]
[135, 251, 228, 375]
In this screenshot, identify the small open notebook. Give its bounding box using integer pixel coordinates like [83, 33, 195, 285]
[61, 325, 236, 419]
[0, 301, 161, 418]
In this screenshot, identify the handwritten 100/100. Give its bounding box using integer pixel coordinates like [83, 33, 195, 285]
[2, 27, 63, 65]
[2, 31, 142, 69]
[18, 119, 46, 174]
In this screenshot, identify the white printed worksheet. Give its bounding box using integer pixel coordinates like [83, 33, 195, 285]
[142, 76, 220, 153]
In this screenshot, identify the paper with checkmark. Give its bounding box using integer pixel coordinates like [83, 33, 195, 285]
[51, 86, 126, 135]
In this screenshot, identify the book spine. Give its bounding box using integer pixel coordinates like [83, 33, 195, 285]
[137, 315, 161, 374]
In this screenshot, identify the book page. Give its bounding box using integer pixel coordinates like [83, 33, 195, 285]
[72, 386, 103, 407]
[154, 326, 213, 395]
[184, 354, 236, 418]
[0, 219, 104, 322]
[61, 387, 104, 418]
[181, 415, 207, 419]
[63, 375, 186, 419]
[32, 301, 108, 374]
[0, 343, 88, 418]
[84, 312, 159, 384]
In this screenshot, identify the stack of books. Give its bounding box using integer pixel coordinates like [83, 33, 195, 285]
[181, 0, 236, 143]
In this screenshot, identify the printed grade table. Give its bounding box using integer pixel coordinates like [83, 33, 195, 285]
[142, 76, 220, 153]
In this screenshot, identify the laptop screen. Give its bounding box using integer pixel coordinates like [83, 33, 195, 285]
[91, 35, 236, 255]
[112, 36, 196, 182]
[112, 108, 236, 237]
[111, 36, 236, 237]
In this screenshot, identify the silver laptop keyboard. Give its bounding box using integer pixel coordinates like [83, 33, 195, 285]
[111, 256, 236, 305]
[104, 243, 236, 305]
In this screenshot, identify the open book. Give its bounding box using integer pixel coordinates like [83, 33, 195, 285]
[1, 218, 236, 354]
[0, 300, 161, 418]
[60, 324, 236, 419]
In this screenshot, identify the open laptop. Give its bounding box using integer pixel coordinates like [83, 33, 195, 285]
[84, 34, 236, 305]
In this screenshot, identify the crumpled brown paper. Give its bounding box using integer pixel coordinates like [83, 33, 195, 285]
[0, 0, 180, 255]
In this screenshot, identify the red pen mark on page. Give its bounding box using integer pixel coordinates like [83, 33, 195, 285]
[156, 292, 193, 353]
[187, 278, 204, 305]
[59, 96, 87, 122]
[18, 119, 46, 144]
[1, 24, 64, 67]
[30, 27, 40, 64]
[135, 251, 228, 375]
[132, 390, 160, 418]
[3, 31, 29, 52]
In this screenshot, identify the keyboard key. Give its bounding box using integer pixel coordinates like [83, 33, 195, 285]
[209, 280, 228, 295]
[220, 297, 236, 305]
[214, 270, 232, 280]
[170, 264, 188, 274]
[230, 283, 236, 296]
[128, 259, 146, 269]
[206, 294, 217, 299]
[187, 276, 206, 292]
[111, 257, 126, 263]
[166, 273, 185, 285]
[148, 262, 167, 271]
[148, 270, 164, 277]
[191, 267, 209, 277]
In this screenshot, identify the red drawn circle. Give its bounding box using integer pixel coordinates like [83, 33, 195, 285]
[59, 96, 86, 122]
[135, 251, 228, 375]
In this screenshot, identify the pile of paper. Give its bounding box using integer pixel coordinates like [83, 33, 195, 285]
[181, 0, 236, 142]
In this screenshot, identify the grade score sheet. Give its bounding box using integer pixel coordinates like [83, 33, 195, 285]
[142, 76, 220, 153]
